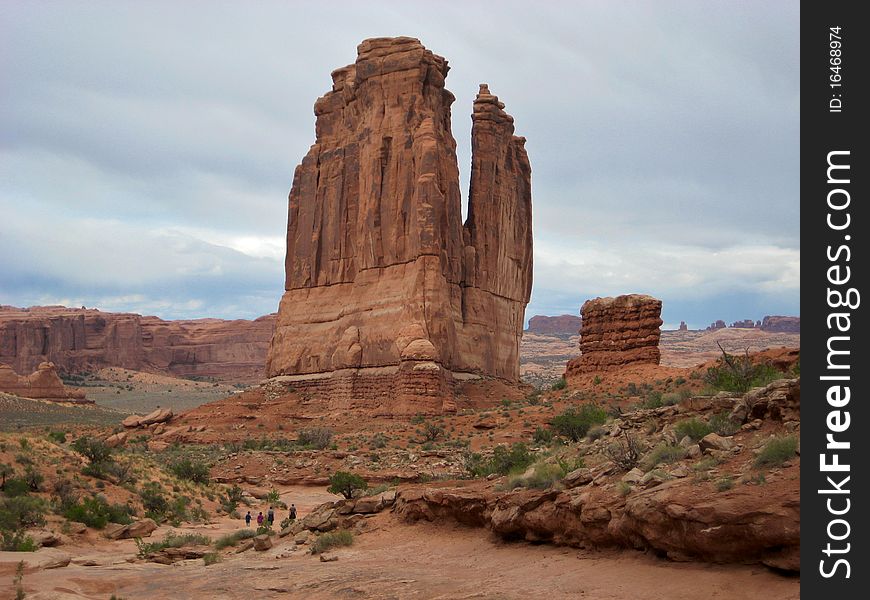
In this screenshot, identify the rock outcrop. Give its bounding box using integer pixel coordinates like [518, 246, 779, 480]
[0, 305, 276, 380]
[706, 320, 726, 331]
[678, 321, 688, 331]
[564, 294, 662, 378]
[526, 315, 582, 336]
[760, 315, 800, 333]
[266, 38, 532, 414]
[0, 362, 87, 401]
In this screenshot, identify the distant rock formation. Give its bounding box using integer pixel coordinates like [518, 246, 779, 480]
[0, 306, 276, 380]
[266, 38, 532, 414]
[0, 362, 88, 401]
[730, 319, 756, 329]
[678, 321, 688, 331]
[526, 315, 582, 336]
[705, 320, 727, 332]
[565, 294, 663, 378]
[761, 316, 800, 333]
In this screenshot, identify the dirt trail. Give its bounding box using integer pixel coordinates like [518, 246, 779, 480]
[11, 486, 799, 600]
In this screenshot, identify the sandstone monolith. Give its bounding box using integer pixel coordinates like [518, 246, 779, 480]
[266, 38, 532, 413]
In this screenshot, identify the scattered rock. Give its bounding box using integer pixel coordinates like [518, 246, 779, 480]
[319, 553, 338, 562]
[563, 468, 594, 488]
[253, 534, 273, 551]
[621, 468, 644, 484]
[699, 433, 735, 453]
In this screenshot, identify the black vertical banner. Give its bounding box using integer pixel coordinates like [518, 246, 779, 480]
[802, 1, 868, 596]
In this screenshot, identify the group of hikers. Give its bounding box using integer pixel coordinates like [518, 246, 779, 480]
[245, 503, 297, 528]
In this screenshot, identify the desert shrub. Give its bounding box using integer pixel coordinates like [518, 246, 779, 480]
[532, 427, 553, 445]
[3, 478, 31, 498]
[220, 484, 245, 513]
[139, 482, 169, 518]
[551, 377, 567, 391]
[641, 391, 664, 409]
[674, 418, 712, 442]
[328, 471, 367, 499]
[506, 461, 567, 490]
[641, 444, 687, 472]
[214, 528, 257, 550]
[71, 436, 113, 464]
[421, 422, 445, 442]
[708, 412, 740, 437]
[369, 433, 388, 449]
[203, 551, 221, 566]
[169, 459, 210, 484]
[190, 506, 210, 524]
[465, 442, 534, 478]
[604, 432, 642, 471]
[0, 463, 14, 490]
[661, 393, 681, 406]
[0, 495, 47, 530]
[62, 494, 132, 529]
[587, 425, 607, 441]
[47, 431, 67, 444]
[715, 477, 734, 492]
[704, 345, 786, 393]
[1, 528, 38, 552]
[311, 529, 353, 554]
[754, 436, 798, 468]
[135, 531, 211, 557]
[550, 405, 607, 442]
[618, 481, 632, 497]
[297, 427, 333, 450]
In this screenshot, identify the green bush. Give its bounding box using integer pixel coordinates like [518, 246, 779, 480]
[0, 495, 47, 530]
[135, 531, 211, 557]
[214, 528, 257, 549]
[71, 436, 113, 464]
[704, 349, 786, 393]
[47, 431, 67, 444]
[506, 461, 567, 490]
[550, 405, 607, 442]
[297, 428, 333, 450]
[465, 442, 534, 478]
[139, 482, 169, 519]
[203, 551, 221, 566]
[0, 528, 38, 551]
[328, 471, 367, 499]
[311, 529, 353, 554]
[62, 494, 133, 529]
[532, 427, 553, 445]
[641, 444, 687, 472]
[674, 418, 712, 442]
[3, 478, 31, 498]
[169, 459, 211, 484]
[708, 412, 740, 437]
[754, 436, 798, 468]
[551, 377, 567, 391]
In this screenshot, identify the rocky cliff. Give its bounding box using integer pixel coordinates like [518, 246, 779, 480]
[0, 362, 87, 401]
[266, 38, 532, 413]
[0, 306, 275, 380]
[526, 315, 582, 336]
[761, 315, 800, 333]
[565, 294, 662, 378]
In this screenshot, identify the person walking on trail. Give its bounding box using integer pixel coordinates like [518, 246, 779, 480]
[267, 506, 275, 527]
[245, 511, 252, 527]
[256, 511, 264, 527]
[289, 504, 297, 521]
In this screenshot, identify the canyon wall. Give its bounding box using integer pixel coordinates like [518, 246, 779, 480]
[266, 37, 532, 413]
[0, 306, 275, 381]
[565, 294, 662, 378]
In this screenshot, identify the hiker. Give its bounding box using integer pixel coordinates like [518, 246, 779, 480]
[256, 511, 264, 527]
[267, 506, 275, 527]
[245, 511, 252, 527]
[289, 504, 297, 521]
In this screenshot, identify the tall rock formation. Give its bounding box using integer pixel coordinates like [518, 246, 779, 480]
[0, 362, 88, 401]
[565, 294, 663, 378]
[266, 38, 532, 413]
[0, 306, 275, 380]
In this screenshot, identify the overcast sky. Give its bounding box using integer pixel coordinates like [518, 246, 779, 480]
[0, 1, 799, 329]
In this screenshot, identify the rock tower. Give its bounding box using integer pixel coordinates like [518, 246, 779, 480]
[266, 38, 532, 413]
[565, 294, 662, 378]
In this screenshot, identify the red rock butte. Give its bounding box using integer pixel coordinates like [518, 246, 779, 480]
[266, 37, 533, 414]
[565, 294, 663, 378]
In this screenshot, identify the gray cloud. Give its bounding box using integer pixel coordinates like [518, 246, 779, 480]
[0, 1, 799, 326]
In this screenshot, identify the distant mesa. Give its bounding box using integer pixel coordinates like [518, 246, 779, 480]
[526, 315, 582, 336]
[0, 361, 89, 402]
[678, 321, 688, 331]
[266, 37, 533, 414]
[702, 315, 799, 333]
[0, 305, 276, 380]
[565, 294, 663, 379]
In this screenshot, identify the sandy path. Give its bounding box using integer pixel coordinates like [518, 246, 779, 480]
[10, 487, 799, 600]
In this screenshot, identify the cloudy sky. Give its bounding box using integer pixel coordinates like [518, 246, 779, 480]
[0, 1, 799, 329]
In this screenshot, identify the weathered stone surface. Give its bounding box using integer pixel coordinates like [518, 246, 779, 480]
[565, 295, 663, 378]
[0, 305, 276, 381]
[0, 548, 71, 573]
[104, 518, 158, 540]
[138, 408, 173, 426]
[526, 315, 582, 336]
[253, 534, 273, 551]
[266, 38, 532, 414]
[699, 433, 735, 453]
[0, 362, 87, 401]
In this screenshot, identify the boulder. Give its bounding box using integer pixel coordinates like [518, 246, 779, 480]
[122, 415, 142, 428]
[139, 407, 173, 426]
[104, 431, 128, 447]
[253, 534, 273, 551]
[562, 468, 594, 488]
[104, 518, 157, 540]
[699, 433, 735, 453]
